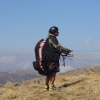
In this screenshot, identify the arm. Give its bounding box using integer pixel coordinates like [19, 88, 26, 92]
[49, 38, 69, 53]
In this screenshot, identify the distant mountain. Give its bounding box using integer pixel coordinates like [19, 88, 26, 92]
[0, 70, 42, 84]
[0, 66, 100, 84]
[0, 66, 100, 100]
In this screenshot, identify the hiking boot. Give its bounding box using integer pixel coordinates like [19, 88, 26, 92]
[44, 85, 49, 91]
[49, 85, 56, 90]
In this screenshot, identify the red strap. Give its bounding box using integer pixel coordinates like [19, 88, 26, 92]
[38, 40, 46, 70]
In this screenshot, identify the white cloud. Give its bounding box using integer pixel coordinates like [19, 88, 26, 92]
[60, 65, 73, 73]
[18, 61, 32, 69]
[0, 56, 15, 63]
[85, 38, 91, 43]
[94, 45, 100, 48]
[0, 44, 4, 49]
[86, 44, 90, 48]
[0, 53, 34, 71]
[16, 48, 23, 53]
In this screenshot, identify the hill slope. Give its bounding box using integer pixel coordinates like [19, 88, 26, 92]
[0, 66, 100, 100]
[62, 65, 100, 76]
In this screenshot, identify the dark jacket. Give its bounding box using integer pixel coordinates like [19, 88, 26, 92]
[48, 33, 68, 53]
[48, 33, 68, 72]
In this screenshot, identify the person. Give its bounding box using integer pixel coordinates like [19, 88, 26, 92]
[44, 26, 72, 90]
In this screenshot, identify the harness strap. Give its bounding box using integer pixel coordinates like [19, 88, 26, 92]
[38, 40, 46, 70]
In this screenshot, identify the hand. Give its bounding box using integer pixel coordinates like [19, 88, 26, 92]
[67, 49, 72, 54]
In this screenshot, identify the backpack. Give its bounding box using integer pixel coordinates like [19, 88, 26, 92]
[32, 38, 60, 76]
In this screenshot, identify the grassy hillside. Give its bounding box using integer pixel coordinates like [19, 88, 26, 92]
[0, 67, 100, 100]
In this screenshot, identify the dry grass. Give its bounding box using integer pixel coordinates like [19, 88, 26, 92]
[0, 72, 100, 100]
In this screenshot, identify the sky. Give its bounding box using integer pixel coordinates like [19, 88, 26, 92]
[0, 0, 100, 72]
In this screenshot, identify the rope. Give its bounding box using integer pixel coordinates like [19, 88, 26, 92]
[60, 50, 100, 68]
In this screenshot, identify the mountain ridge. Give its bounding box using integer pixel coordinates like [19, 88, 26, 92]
[0, 66, 100, 84]
[0, 66, 100, 100]
[0, 69, 41, 84]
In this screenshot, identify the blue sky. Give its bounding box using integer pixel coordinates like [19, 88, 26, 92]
[0, 0, 100, 72]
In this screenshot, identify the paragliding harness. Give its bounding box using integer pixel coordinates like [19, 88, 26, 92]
[33, 37, 60, 76]
[32, 37, 71, 76]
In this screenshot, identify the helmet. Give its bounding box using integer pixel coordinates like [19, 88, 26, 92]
[49, 26, 58, 34]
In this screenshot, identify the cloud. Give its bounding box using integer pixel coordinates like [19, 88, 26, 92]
[94, 45, 100, 48]
[0, 53, 34, 71]
[0, 56, 15, 63]
[16, 48, 23, 53]
[18, 61, 32, 69]
[85, 38, 91, 43]
[86, 44, 90, 48]
[0, 44, 4, 49]
[60, 65, 73, 73]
